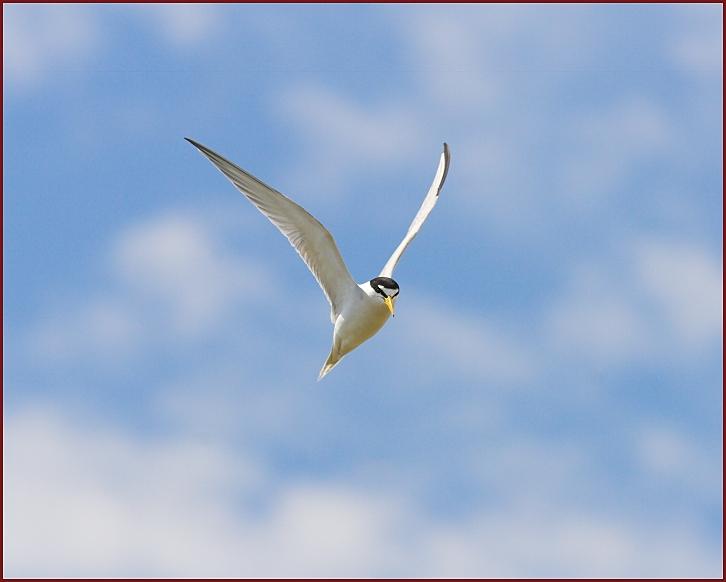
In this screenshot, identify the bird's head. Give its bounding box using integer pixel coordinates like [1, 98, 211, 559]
[369, 277, 400, 316]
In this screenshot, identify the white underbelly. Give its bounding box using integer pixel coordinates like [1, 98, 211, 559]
[334, 295, 391, 356]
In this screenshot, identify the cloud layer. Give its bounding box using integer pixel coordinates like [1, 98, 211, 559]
[5, 407, 721, 577]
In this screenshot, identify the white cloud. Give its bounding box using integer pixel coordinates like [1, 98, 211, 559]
[3, 406, 260, 577]
[27, 208, 275, 362]
[636, 423, 722, 499]
[560, 97, 674, 204]
[254, 486, 403, 577]
[27, 298, 142, 364]
[141, 4, 221, 48]
[421, 510, 721, 578]
[638, 425, 692, 475]
[546, 264, 652, 365]
[674, 33, 723, 74]
[546, 238, 722, 366]
[398, 10, 499, 111]
[394, 294, 535, 385]
[635, 239, 722, 348]
[4, 405, 720, 577]
[277, 84, 428, 195]
[670, 6, 723, 75]
[114, 212, 272, 337]
[396, 5, 592, 112]
[2, 405, 404, 577]
[3, 4, 100, 89]
[2, 4, 224, 92]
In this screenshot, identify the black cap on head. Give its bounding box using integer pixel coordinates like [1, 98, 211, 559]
[369, 276, 400, 298]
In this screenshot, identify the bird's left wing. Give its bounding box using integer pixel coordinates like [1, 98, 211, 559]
[379, 143, 450, 278]
[186, 138, 360, 320]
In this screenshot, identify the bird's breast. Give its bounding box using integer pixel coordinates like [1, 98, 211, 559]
[334, 294, 391, 356]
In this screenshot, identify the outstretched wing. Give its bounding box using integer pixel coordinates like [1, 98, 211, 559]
[379, 143, 450, 278]
[186, 138, 359, 319]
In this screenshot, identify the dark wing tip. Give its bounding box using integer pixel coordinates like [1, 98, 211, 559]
[184, 137, 217, 160]
[437, 142, 451, 196]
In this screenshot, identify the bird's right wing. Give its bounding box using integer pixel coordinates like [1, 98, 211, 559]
[379, 143, 450, 278]
[186, 138, 359, 319]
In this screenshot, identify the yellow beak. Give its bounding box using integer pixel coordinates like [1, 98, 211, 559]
[384, 296, 395, 317]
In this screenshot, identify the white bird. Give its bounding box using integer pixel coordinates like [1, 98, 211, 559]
[186, 138, 450, 379]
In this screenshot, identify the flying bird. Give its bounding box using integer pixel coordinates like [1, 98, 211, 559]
[186, 138, 450, 379]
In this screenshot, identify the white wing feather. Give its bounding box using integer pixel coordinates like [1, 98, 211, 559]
[380, 143, 450, 278]
[186, 138, 359, 319]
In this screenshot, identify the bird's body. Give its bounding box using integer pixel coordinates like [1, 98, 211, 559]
[186, 137, 449, 379]
[321, 282, 397, 378]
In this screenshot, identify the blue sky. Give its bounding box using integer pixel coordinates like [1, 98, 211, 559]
[3, 3, 722, 577]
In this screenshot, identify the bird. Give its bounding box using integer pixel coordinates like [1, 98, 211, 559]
[185, 137, 450, 380]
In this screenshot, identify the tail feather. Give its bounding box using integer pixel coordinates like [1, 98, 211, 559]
[318, 348, 343, 381]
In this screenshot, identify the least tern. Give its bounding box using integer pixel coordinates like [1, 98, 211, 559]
[186, 138, 450, 379]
